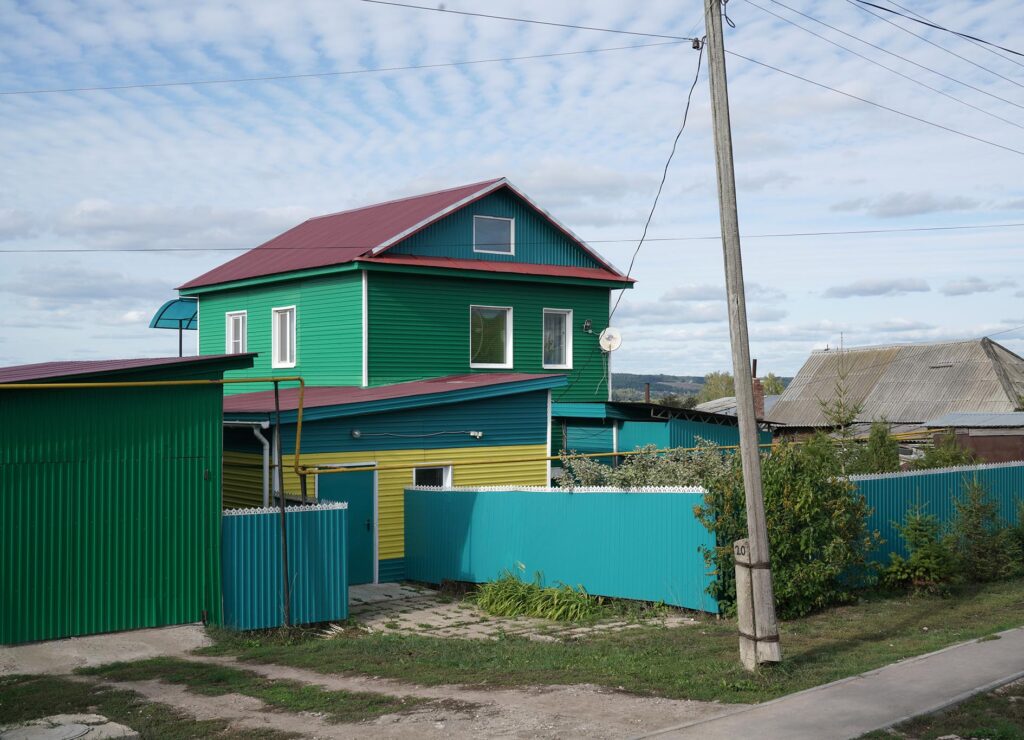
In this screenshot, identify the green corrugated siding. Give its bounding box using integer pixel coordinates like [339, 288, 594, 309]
[404, 488, 717, 612]
[852, 462, 1024, 563]
[280, 390, 548, 453]
[0, 383, 224, 644]
[368, 271, 609, 402]
[197, 273, 362, 394]
[618, 421, 671, 451]
[390, 189, 602, 268]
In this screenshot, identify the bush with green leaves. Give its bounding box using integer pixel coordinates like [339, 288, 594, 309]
[559, 441, 731, 490]
[849, 422, 900, 474]
[911, 433, 976, 470]
[472, 571, 602, 622]
[883, 507, 959, 594]
[695, 440, 881, 618]
[949, 479, 1023, 583]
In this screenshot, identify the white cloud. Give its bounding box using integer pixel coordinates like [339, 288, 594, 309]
[831, 192, 980, 218]
[940, 277, 1016, 296]
[824, 279, 931, 298]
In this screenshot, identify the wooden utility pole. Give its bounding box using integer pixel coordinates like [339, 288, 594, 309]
[703, 0, 781, 669]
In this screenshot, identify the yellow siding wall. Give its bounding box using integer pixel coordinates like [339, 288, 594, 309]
[223, 450, 264, 509]
[281, 444, 548, 560]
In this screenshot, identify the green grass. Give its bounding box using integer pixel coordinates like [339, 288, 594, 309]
[0, 674, 293, 739]
[79, 657, 424, 724]
[472, 572, 603, 622]
[861, 679, 1024, 739]
[201, 578, 1024, 704]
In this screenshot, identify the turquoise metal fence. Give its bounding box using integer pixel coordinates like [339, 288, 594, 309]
[850, 461, 1024, 561]
[222, 503, 349, 630]
[404, 486, 717, 612]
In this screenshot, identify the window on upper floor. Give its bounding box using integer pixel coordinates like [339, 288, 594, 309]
[225, 311, 247, 354]
[470, 305, 512, 369]
[543, 309, 572, 369]
[272, 306, 296, 368]
[473, 215, 514, 255]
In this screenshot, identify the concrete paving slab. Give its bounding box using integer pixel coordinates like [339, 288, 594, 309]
[640, 626, 1024, 740]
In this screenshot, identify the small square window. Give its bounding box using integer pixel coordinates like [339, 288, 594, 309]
[543, 309, 572, 369]
[272, 306, 296, 368]
[225, 311, 247, 355]
[470, 305, 512, 368]
[473, 215, 514, 255]
[413, 466, 451, 487]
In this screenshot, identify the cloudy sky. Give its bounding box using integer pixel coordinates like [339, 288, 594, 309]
[2, 0, 1023, 375]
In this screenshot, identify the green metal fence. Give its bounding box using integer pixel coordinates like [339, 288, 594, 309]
[222, 503, 349, 630]
[404, 486, 717, 612]
[850, 461, 1024, 561]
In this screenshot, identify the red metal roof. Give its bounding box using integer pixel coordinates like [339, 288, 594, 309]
[224, 373, 559, 413]
[0, 354, 255, 384]
[178, 178, 627, 290]
[362, 254, 635, 284]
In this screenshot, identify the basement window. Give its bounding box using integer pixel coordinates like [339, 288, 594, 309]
[473, 215, 514, 255]
[272, 306, 296, 368]
[225, 311, 247, 354]
[413, 466, 452, 488]
[470, 305, 513, 369]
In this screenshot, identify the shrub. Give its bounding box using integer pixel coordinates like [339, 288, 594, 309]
[949, 479, 1024, 583]
[883, 507, 959, 594]
[911, 433, 975, 470]
[472, 571, 602, 622]
[849, 422, 900, 474]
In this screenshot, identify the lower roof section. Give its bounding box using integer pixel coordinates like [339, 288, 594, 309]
[552, 400, 756, 427]
[0, 354, 256, 384]
[224, 372, 567, 422]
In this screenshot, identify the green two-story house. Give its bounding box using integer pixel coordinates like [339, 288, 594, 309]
[179, 178, 633, 400]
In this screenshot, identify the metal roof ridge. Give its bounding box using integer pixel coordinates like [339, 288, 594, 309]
[809, 338, 983, 354]
[306, 177, 505, 223]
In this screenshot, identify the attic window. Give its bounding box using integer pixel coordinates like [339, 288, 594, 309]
[473, 216, 514, 255]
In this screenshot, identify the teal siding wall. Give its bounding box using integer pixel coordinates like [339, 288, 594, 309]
[618, 421, 671, 451]
[390, 189, 602, 269]
[618, 419, 771, 452]
[195, 273, 362, 393]
[279, 390, 549, 452]
[404, 487, 717, 612]
[378, 558, 405, 583]
[851, 462, 1024, 563]
[221, 504, 348, 630]
[368, 271, 610, 402]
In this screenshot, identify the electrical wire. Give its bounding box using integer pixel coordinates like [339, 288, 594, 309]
[724, 48, 1024, 157]
[853, 0, 1024, 59]
[843, 0, 1024, 92]
[743, 0, 1024, 130]
[761, 0, 1024, 113]
[0, 40, 684, 97]
[3, 221, 1024, 254]
[609, 38, 706, 322]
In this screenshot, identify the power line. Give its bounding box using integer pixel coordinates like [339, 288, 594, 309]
[610, 39, 706, 322]
[0, 40, 684, 97]
[743, 0, 1024, 130]
[761, 0, 1024, 113]
[844, 0, 1024, 92]
[3, 221, 1024, 254]
[882, 0, 1024, 70]
[725, 48, 1024, 157]
[360, 0, 689, 41]
[853, 0, 1024, 59]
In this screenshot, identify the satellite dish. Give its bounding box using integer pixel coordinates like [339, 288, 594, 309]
[599, 327, 622, 352]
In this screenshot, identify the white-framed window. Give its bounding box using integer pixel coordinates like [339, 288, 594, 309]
[413, 466, 452, 488]
[271, 306, 296, 368]
[473, 215, 514, 255]
[225, 311, 247, 355]
[542, 308, 573, 369]
[470, 305, 513, 369]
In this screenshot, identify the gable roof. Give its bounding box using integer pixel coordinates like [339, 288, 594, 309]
[0, 354, 256, 384]
[223, 372, 566, 421]
[767, 338, 1024, 427]
[179, 178, 629, 290]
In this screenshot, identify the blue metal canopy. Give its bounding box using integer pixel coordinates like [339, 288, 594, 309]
[150, 298, 198, 330]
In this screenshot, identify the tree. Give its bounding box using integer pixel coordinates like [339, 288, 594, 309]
[695, 371, 735, 404]
[818, 346, 863, 474]
[761, 372, 785, 396]
[850, 421, 900, 474]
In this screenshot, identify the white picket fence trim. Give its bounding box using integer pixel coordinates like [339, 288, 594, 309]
[406, 485, 707, 494]
[847, 460, 1024, 482]
[222, 502, 348, 516]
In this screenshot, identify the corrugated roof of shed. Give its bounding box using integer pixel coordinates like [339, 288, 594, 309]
[179, 178, 627, 290]
[924, 412, 1024, 428]
[767, 338, 1024, 427]
[0, 354, 256, 384]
